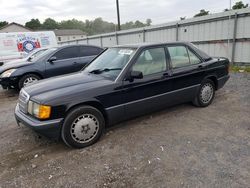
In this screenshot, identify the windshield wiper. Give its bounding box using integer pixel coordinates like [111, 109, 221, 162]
[89, 68, 122, 74]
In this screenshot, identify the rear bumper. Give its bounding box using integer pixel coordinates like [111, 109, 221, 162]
[15, 104, 63, 139]
[217, 75, 230, 89]
[0, 76, 19, 89]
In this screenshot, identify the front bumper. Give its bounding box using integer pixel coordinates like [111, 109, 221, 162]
[0, 76, 19, 89]
[15, 104, 63, 139]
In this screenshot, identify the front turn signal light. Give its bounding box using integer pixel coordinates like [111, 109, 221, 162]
[38, 105, 51, 119]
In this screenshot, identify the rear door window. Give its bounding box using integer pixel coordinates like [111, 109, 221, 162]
[53, 46, 79, 60]
[188, 49, 201, 65]
[79, 46, 102, 57]
[167, 46, 201, 69]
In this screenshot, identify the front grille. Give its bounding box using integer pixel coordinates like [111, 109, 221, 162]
[18, 89, 29, 114]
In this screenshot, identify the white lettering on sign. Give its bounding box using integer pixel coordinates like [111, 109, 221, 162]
[3, 39, 14, 47]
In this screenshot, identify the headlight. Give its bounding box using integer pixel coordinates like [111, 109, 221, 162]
[0, 69, 17, 78]
[28, 101, 51, 119]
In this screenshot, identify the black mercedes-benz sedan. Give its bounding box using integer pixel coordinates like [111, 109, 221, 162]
[15, 42, 230, 148]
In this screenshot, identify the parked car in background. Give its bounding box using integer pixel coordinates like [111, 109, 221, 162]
[15, 42, 229, 148]
[0, 45, 103, 89]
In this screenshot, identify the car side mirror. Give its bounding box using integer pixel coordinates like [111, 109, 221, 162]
[126, 71, 143, 82]
[27, 57, 33, 62]
[48, 56, 57, 63]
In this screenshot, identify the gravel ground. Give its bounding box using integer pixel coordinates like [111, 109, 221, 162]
[0, 73, 249, 188]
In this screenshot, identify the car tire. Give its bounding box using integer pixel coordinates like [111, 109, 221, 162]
[61, 105, 105, 149]
[192, 79, 215, 107]
[18, 74, 41, 89]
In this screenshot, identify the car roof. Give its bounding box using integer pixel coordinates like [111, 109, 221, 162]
[58, 44, 103, 50]
[113, 41, 194, 48]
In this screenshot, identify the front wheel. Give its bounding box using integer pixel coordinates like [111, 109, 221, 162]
[193, 79, 215, 107]
[18, 74, 40, 89]
[61, 106, 105, 148]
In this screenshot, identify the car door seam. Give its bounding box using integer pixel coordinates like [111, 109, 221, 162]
[105, 84, 200, 110]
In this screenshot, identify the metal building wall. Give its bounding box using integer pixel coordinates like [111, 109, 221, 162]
[102, 35, 117, 46]
[145, 28, 177, 42]
[58, 8, 250, 64]
[118, 33, 143, 44]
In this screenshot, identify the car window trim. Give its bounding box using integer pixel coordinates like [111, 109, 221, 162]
[164, 46, 171, 71]
[48, 57, 80, 63]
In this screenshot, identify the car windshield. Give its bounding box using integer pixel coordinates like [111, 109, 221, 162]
[84, 47, 136, 80]
[27, 49, 48, 62]
[30, 47, 57, 62]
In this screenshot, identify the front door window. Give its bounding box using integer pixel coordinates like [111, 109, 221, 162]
[132, 47, 166, 76]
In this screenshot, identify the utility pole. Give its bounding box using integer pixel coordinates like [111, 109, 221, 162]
[228, 0, 232, 62]
[116, 0, 121, 31]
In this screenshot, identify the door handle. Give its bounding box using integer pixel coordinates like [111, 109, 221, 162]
[163, 72, 171, 77]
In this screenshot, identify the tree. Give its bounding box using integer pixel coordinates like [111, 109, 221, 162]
[134, 20, 145, 28]
[146, 19, 152, 26]
[84, 19, 93, 35]
[59, 19, 85, 30]
[121, 21, 134, 30]
[19, 17, 152, 35]
[121, 20, 150, 30]
[232, 1, 248, 9]
[42, 18, 59, 29]
[25, 19, 41, 30]
[88, 18, 115, 35]
[194, 9, 209, 17]
[180, 17, 186, 20]
[0, 21, 8, 28]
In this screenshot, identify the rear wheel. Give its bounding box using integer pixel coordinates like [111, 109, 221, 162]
[61, 105, 105, 148]
[18, 74, 40, 89]
[193, 79, 215, 107]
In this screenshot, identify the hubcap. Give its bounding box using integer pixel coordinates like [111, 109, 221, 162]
[23, 77, 38, 87]
[70, 114, 99, 143]
[200, 83, 214, 104]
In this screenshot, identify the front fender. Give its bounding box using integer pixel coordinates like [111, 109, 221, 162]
[65, 98, 104, 113]
[11, 66, 45, 79]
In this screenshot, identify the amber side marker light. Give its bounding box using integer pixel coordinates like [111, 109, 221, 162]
[28, 101, 52, 119]
[38, 105, 51, 119]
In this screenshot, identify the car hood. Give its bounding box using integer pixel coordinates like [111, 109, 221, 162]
[0, 60, 30, 74]
[6, 58, 28, 64]
[24, 72, 109, 97]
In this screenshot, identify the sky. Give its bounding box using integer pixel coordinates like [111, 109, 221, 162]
[0, 0, 249, 25]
